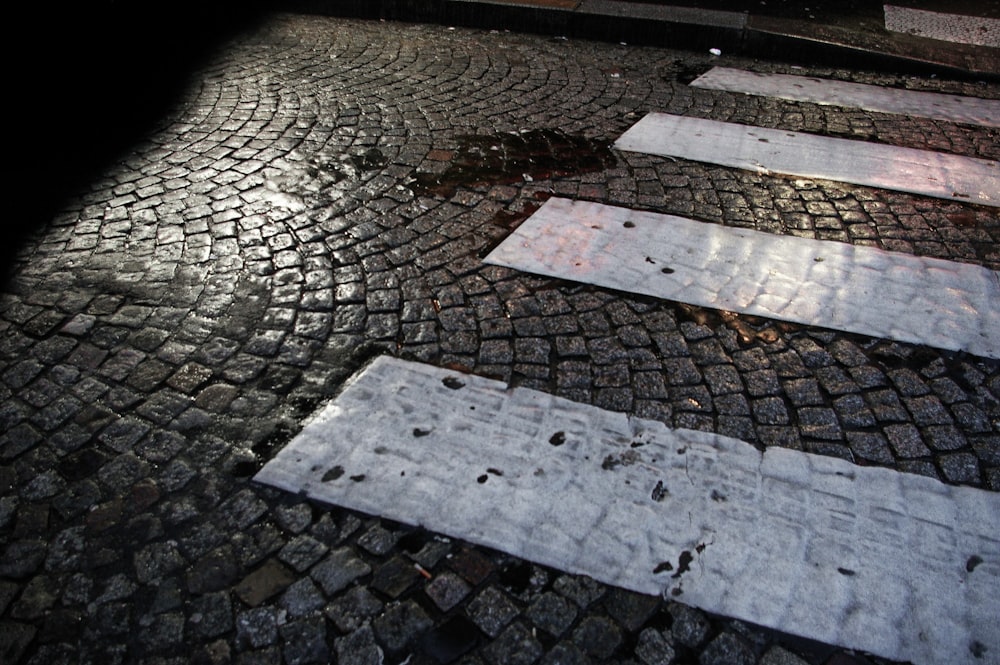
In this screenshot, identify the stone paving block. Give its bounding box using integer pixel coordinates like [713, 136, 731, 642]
[883, 423, 931, 458]
[236, 608, 279, 650]
[335, 625, 385, 665]
[669, 603, 711, 648]
[526, 592, 578, 638]
[700, 632, 755, 665]
[357, 523, 401, 556]
[325, 586, 384, 633]
[466, 587, 520, 638]
[189, 591, 234, 638]
[234, 560, 296, 607]
[846, 431, 894, 464]
[425, 571, 473, 612]
[483, 622, 545, 665]
[134, 541, 186, 585]
[372, 600, 433, 653]
[371, 556, 422, 599]
[279, 616, 329, 665]
[571, 616, 623, 660]
[538, 642, 590, 665]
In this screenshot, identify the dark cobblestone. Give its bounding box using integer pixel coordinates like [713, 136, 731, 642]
[325, 586, 384, 633]
[425, 571, 472, 612]
[372, 600, 433, 653]
[571, 615, 623, 659]
[939, 452, 981, 484]
[279, 616, 329, 665]
[669, 603, 711, 648]
[636, 627, 677, 665]
[701, 632, 756, 665]
[484, 622, 545, 665]
[884, 423, 932, 458]
[467, 587, 520, 638]
[526, 592, 578, 638]
[236, 607, 279, 650]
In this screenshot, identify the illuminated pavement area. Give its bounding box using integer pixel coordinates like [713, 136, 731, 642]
[2, 8, 1000, 665]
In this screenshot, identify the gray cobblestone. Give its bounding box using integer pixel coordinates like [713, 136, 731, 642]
[571, 616, 623, 660]
[279, 616, 329, 665]
[325, 586, 384, 633]
[701, 632, 755, 665]
[372, 600, 433, 653]
[484, 622, 545, 665]
[884, 423, 932, 458]
[467, 587, 520, 638]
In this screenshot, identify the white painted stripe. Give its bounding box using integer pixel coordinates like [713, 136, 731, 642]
[613, 113, 1000, 206]
[255, 356, 1000, 665]
[483, 198, 1000, 359]
[884, 5, 1000, 48]
[690, 67, 1000, 128]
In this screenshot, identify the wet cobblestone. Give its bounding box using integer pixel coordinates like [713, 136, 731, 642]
[1, 11, 997, 665]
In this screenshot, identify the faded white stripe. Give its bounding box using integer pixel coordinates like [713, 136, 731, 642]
[691, 67, 1000, 128]
[255, 356, 1000, 665]
[614, 113, 1000, 206]
[484, 197, 1000, 359]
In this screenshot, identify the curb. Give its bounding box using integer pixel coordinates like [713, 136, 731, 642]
[286, 0, 1000, 80]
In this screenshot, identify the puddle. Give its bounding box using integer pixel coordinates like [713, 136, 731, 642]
[411, 129, 616, 199]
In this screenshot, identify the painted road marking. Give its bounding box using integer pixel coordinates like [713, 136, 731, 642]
[255, 356, 1000, 665]
[884, 5, 1000, 48]
[613, 113, 1000, 206]
[483, 197, 1000, 359]
[690, 66, 1000, 128]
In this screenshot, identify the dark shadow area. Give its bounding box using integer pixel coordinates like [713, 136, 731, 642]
[5, 0, 273, 287]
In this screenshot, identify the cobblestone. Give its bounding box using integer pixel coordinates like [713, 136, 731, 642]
[1, 10, 997, 665]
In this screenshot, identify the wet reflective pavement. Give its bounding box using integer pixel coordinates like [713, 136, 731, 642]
[2, 9, 999, 665]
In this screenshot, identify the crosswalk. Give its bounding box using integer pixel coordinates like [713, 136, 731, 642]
[258, 69, 1000, 665]
[498, 72, 1000, 361]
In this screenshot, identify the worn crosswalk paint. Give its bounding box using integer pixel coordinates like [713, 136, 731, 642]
[484, 197, 1000, 358]
[884, 5, 1000, 48]
[690, 66, 1000, 128]
[255, 356, 1000, 665]
[614, 113, 1000, 206]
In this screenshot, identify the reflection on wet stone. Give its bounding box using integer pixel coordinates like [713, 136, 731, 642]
[412, 129, 616, 199]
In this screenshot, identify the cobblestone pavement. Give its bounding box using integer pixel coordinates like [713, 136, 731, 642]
[2, 13, 999, 665]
